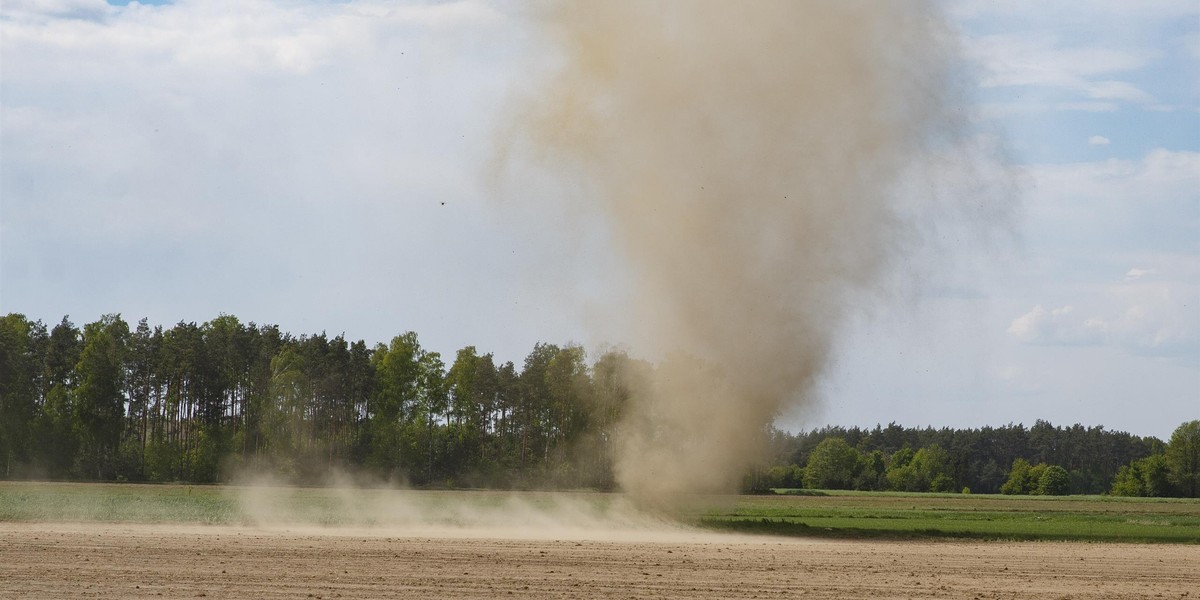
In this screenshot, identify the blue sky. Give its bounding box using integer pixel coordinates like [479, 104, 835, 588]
[2, 0, 1197, 439]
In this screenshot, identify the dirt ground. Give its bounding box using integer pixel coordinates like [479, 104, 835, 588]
[1, 522, 1195, 599]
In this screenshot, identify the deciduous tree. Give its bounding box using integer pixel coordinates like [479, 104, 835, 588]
[1165, 420, 1200, 498]
[804, 436, 861, 489]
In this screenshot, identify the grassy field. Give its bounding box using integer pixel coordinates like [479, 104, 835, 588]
[0, 481, 239, 524]
[698, 490, 1200, 543]
[1, 482, 1197, 543]
[0, 481, 616, 527]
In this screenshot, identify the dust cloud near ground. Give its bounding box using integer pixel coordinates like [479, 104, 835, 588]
[3, 522, 1195, 599]
[229, 473, 687, 542]
[500, 1, 1012, 503]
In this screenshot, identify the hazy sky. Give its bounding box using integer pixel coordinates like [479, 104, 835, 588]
[2, 0, 1197, 439]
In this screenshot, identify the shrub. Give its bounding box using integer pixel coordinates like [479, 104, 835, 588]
[1110, 464, 1145, 496]
[1111, 455, 1174, 497]
[1037, 465, 1070, 496]
[804, 437, 863, 490]
[1165, 420, 1200, 498]
[1000, 458, 1032, 495]
[930, 473, 957, 493]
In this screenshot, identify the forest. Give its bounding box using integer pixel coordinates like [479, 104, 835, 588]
[763, 421, 1198, 497]
[0, 313, 1195, 496]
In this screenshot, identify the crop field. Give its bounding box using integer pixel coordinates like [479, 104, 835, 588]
[3, 482, 1197, 543]
[702, 490, 1200, 543]
[2, 482, 1198, 599]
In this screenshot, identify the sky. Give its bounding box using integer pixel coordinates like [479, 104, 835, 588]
[1, 0, 1197, 440]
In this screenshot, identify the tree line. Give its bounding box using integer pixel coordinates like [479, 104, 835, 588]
[760, 420, 1198, 497]
[2, 313, 1195, 497]
[0, 313, 632, 487]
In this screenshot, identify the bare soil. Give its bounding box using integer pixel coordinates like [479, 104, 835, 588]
[1, 522, 1195, 599]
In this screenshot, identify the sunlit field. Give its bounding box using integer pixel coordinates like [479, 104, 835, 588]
[704, 490, 1200, 543]
[3, 482, 1197, 543]
[3, 482, 1198, 599]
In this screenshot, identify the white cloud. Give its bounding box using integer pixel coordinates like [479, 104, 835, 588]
[0, 0, 113, 22]
[1007, 148, 1199, 358]
[1008, 276, 1199, 357]
[1146, 104, 1190, 113]
[978, 101, 1122, 118]
[0, 0, 508, 76]
[1007, 304, 1105, 345]
[1054, 102, 1120, 112]
[1084, 80, 1156, 103]
[965, 34, 1156, 109]
[950, 0, 1200, 22]
[0, 0, 561, 363]
[969, 35, 1148, 83]
[1025, 149, 1200, 257]
[1092, 281, 1200, 355]
[1088, 135, 1111, 146]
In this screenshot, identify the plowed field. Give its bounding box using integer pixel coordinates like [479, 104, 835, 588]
[2, 522, 1195, 599]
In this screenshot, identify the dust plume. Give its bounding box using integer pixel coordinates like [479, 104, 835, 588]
[502, 1, 1009, 502]
[229, 470, 691, 542]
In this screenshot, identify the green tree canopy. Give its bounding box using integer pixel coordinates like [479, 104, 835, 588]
[1, 312, 1192, 494]
[1037, 464, 1070, 496]
[803, 437, 862, 489]
[0, 314, 42, 477]
[73, 315, 129, 479]
[1165, 420, 1200, 498]
[1000, 458, 1033, 495]
[1110, 454, 1172, 497]
[887, 444, 951, 492]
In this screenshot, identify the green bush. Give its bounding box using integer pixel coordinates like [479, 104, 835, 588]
[1111, 464, 1144, 496]
[1165, 420, 1200, 498]
[887, 445, 951, 492]
[1037, 465, 1070, 496]
[804, 438, 862, 490]
[1000, 459, 1029, 494]
[1111, 454, 1174, 497]
[930, 473, 957, 493]
[1003, 459, 1071, 495]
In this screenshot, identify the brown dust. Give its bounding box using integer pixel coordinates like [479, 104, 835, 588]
[500, 1, 1010, 503]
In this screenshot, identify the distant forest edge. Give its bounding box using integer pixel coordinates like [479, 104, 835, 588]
[1, 313, 1197, 498]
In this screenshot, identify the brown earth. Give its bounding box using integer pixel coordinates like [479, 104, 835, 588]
[1, 522, 1195, 599]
